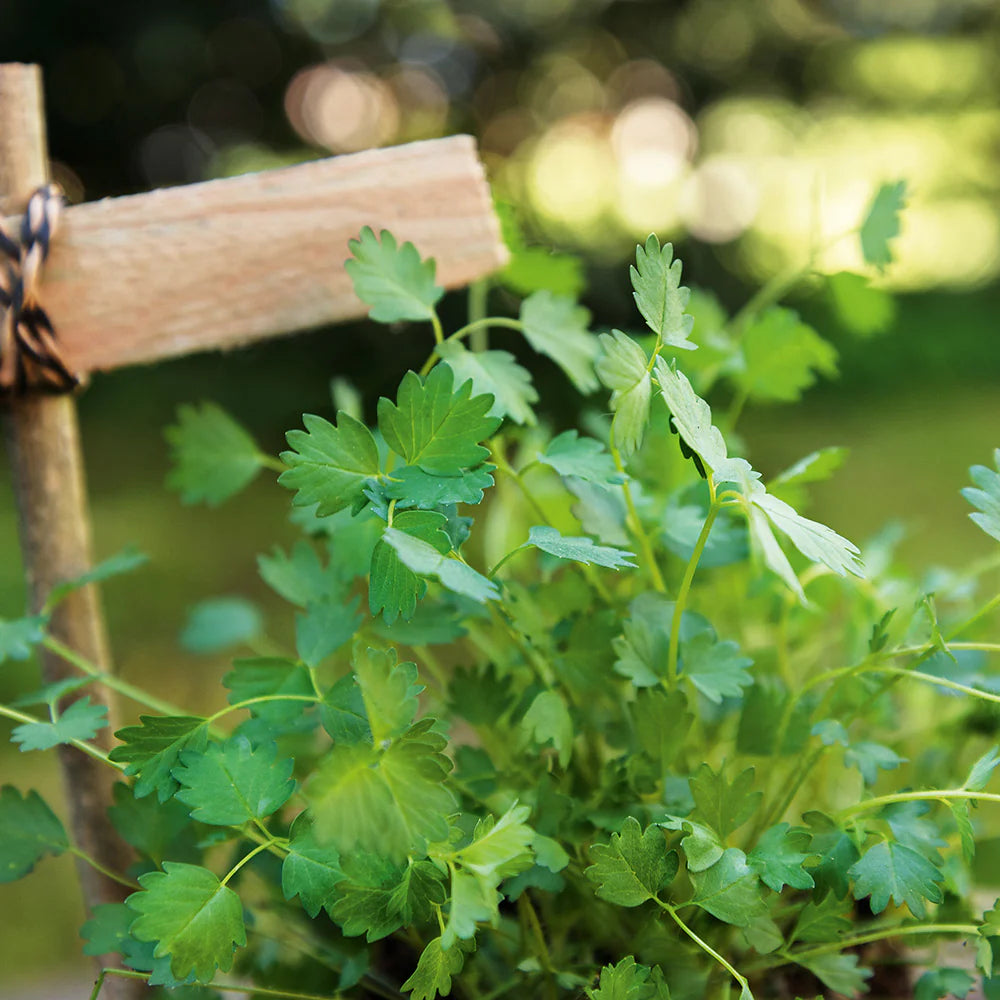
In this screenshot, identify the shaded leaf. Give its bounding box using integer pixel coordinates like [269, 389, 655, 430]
[11, 697, 108, 752]
[521, 689, 573, 767]
[689, 763, 761, 840]
[383, 528, 498, 603]
[747, 823, 815, 892]
[0, 786, 67, 882]
[296, 595, 361, 667]
[914, 968, 975, 1000]
[860, 180, 906, 271]
[680, 632, 753, 704]
[0, 615, 46, 664]
[436, 342, 538, 425]
[281, 814, 346, 919]
[520, 290, 600, 393]
[110, 716, 210, 801]
[963, 450, 1000, 544]
[849, 840, 944, 918]
[539, 431, 624, 486]
[798, 952, 872, 997]
[180, 597, 261, 654]
[370, 511, 451, 624]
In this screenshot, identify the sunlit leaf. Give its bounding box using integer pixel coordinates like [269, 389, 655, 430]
[520, 290, 600, 393]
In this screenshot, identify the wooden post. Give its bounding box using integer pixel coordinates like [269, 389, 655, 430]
[0, 63, 138, 999]
[0, 61, 505, 995]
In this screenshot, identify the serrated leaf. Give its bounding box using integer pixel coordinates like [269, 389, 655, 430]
[659, 817, 723, 872]
[457, 804, 535, 883]
[951, 800, 976, 864]
[747, 504, 806, 603]
[827, 271, 897, 338]
[173, 737, 295, 826]
[737, 308, 837, 403]
[295, 595, 361, 667]
[307, 719, 455, 859]
[587, 955, 663, 1000]
[166, 403, 265, 506]
[442, 865, 497, 947]
[860, 180, 906, 271]
[538, 431, 624, 485]
[801, 812, 859, 900]
[844, 741, 905, 786]
[281, 815, 344, 919]
[521, 689, 574, 767]
[330, 852, 407, 941]
[596, 330, 652, 457]
[352, 645, 423, 746]
[797, 952, 872, 997]
[279, 412, 380, 517]
[11, 697, 108, 751]
[770, 447, 848, 510]
[747, 823, 815, 892]
[382, 464, 495, 509]
[223, 657, 314, 728]
[127, 861, 246, 982]
[370, 511, 451, 624]
[0, 786, 68, 882]
[680, 632, 754, 704]
[0, 614, 46, 663]
[436, 342, 538, 425]
[880, 800, 946, 862]
[403, 936, 466, 1000]
[585, 816, 678, 906]
[180, 597, 261, 654]
[965, 745, 1000, 791]
[81, 902, 133, 957]
[849, 840, 944, 918]
[378, 365, 500, 477]
[519, 290, 600, 393]
[345, 226, 443, 323]
[690, 848, 767, 927]
[964, 451, 1000, 542]
[790, 894, 853, 944]
[980, 902, 1000, 976]
[107, 782, 199, 865]
[527, 525, 636, 570]
[383, 527, 499, 603]
[47, 547, 149, 606]
[689, 763, 761, 839]
[914, 968, 975, 1000]
[631, 234, 695, 350]
[110, 716, 210, 802]
[257, 540, 344, 606]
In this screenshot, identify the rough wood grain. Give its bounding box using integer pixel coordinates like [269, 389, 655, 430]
[0, 63, 138, 1000]
[9, 135, 507, 374]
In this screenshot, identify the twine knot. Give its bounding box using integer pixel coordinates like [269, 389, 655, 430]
[0, 183, 78, 395]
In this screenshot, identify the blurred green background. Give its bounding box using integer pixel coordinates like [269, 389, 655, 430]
[2, 0, 1000, 994]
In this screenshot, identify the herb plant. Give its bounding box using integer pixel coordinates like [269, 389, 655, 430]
[2, 183, 1000, 1000]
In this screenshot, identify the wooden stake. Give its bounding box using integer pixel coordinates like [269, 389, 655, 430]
[0, 63, 138, 999]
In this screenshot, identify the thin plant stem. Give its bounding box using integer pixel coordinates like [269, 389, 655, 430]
[945, 592, 1000, 639]
[468, 279, 489, 351]
[419, 317, 525, 375]
[206, 693, 322, 725]
[0, 702, 123, 770]
[69, 846, 141, 891]
[94, 968, 350, 1000]
[257, 453, 287, 474]
[610, 442, 665, 593]
[222, 839, 275, 885]
[666, 501, 721, 689]
[430, 311, 444, 345]
[838, 788, 1000, 821]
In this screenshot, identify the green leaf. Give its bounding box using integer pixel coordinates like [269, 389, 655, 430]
[527, 525, 636, 570]
[827, 271, 897, 338]
[844, 741, 905, 786]
[11, 697, 108, 751]
[519, 290, 600, 393]
[330, 852, 407, 941]
[951, 800, 976, 864]
[107, 782, 199, 865]
[586, 955, 665, 1000]
[659, 817, 723, 872]
[295, 595, 361, 667]
[737, 307, 837, 404]
[496, 199, 586, 297]
[521, 689, 574, 767]
[81, 902, 132, 957]
[166, 403, 266, 506]
[849, 840, 944, 918]
[383, 527, 499, 603]
[0, 614, 46, 663]
[769, 447, 848, 511]
[127, 861, 246, 983]
[689, 763, 761, 840]
[747, 823, 815, 892]
[801, 811, 859, 899]
[383, 464, 495, 509]
[110, 716, 210, 802]
[689, 848, 768, 927]
[436, 343, 538, 425]
[180, 597, 261, 654]
[402, 936, 465, 1000]
[538, 430, 624, 485]
[0, 786, 68, 882]
[980, 902, 1000, 976]
[631, 234, 695, 350]
[585, 816, 678, 907]
[596, 330, 652, 456]
[965, 745, 1000, 791]
[173, 737, 295, 826]
[790, 894, 853, 944]
[914, 968, 975, 1000]
[963, 450, 1000, 544]
[860, 180, 906, 270]
[378, 365, 500, 476]
[279, 412, 380, 517]
[352, 645, 423, 746]
[223, 657, 314, 728]
[345, 226, 443, 323]
[370, 511, 451, 623]
[797, 952, 872, 997]
[281, 814, 344, 919]
[680, 632, 754, 704]
[444, 865, 498, 947]
[307, 718, 455, 859]
[456, 803, 535, 883]
[257, 540, 345, 606]
[47, 547, 149, 606]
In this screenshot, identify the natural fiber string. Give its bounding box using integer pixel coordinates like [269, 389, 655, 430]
[0, 183, 78, 394]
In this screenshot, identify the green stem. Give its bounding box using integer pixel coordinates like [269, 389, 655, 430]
[468, 279, 489, 350]
[946, 592, 1000, 639]
[610, 442, 665, 594]
[222, 839, 275, 885]
[95, 968, 351, 1000]
[489, 545, 530, 578]
[257, 453, 287, 474]
[519, 892, 557, 1000]
[666, 501, 721, 689]
[206, 693, 321, 726]
[69, 846, 141, 891]
[430, 311, 444, 345]
[657, 900, 752, 998]
[0, 702, 124, 770]
[838, 788, 1000, 820]
[419, 317, 525, 375]
[42, 635, 188, 718]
